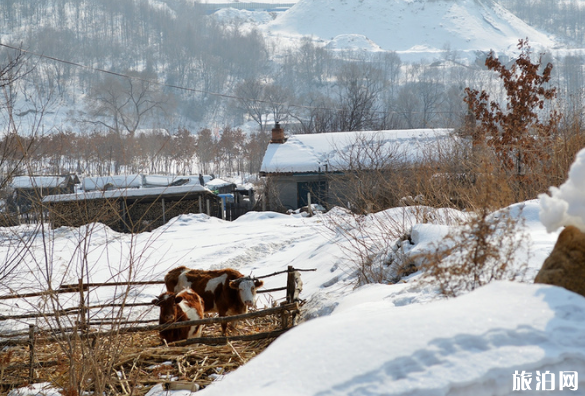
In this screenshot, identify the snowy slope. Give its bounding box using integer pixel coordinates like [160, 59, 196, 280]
[192, 281, 585, 396]
[264, 0, 559, 59]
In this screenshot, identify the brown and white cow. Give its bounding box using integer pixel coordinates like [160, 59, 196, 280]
[164, 266, 264, 334]
[152, 289, 204, 343]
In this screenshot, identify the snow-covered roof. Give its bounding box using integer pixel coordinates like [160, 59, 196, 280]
[82, 175, 142, 191]
[11, 176, 70, 189]
[260, 129, 454, 174]
[206, 178, 235, 188]
[142, 175, 202, 187]
[42, 184, 211, 203]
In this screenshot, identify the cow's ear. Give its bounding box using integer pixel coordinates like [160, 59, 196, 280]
[152, 298, 160, 306]
[175, 296, 184, 304]
[228, 280, 239, 290]
[254, 279, 264, 288]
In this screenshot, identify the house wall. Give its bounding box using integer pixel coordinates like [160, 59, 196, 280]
[265, 172, 396, 213]
[266, 174, 337, 212]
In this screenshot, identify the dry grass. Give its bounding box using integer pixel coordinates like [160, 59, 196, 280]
[0, 313, 287, 395]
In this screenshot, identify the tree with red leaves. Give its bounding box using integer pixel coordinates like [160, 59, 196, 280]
[464, 39, 559, 176]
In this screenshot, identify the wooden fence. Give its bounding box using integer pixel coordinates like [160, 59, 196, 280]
[0, 266, 314, 385]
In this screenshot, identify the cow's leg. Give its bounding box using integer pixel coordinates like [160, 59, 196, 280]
[218, 310, 230, 335]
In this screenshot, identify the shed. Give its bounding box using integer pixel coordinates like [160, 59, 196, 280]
[9, 175, 80, 213]
[43, 185, 222, 233]
[259, 125, 455, 212]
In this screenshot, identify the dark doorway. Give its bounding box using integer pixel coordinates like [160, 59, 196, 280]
[297, 181, 327, 208]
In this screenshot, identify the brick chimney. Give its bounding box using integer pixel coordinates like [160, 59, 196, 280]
[270, 122, 286, 144]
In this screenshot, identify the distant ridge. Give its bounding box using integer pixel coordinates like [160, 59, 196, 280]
[265, 0, 559, 60]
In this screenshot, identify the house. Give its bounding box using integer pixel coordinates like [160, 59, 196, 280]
[43, 184, 222, 233]
[8, 174, 80, 213]
[259, 124, 456, 212]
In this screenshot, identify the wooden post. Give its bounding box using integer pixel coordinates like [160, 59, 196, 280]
[162, 198, 166, 224]
[307, 193, 313, 216]
[78, 278, 87, 332]
[198, 197, 202, 214]
[286, 266, 295, 304]
[28, 324, 35, 383]
[206, 199, 210, 216]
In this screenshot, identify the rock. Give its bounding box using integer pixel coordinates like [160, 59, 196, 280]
[534, 225, 585, 297]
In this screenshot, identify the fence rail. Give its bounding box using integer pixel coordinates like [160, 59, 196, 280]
[1, 266, 310, 388]
[0, 265, 309, 344]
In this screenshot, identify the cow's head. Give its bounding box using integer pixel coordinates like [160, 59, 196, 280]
[152, 291, 177, 324]
[229, 277, 264, 308]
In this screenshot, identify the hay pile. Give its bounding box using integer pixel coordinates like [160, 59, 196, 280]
[0, 312, 293, 395]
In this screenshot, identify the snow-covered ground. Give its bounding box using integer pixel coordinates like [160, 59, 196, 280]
[6, 150, 585, 396]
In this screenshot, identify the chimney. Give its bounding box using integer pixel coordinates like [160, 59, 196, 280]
[270, 122, 286, 144]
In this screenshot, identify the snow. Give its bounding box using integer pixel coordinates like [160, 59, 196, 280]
[0, 196, 585, 396]
[263, 0, 560, 61]
[42, 183, 210, 203]
[211, 8, 274, 27]
[10, 176, 69, 189]
[194, 282, 585, 396]
[7, 383, 61, 396]
[539, 148, 585, 233]
[5, 144, 585, 395]
[81, 174, 143, 191]
[325, 34, 383, 52]
[261, 128, 454, 173]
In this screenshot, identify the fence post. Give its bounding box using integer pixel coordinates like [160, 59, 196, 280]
[198, 197, 202, 214]
[286, 266, 295, 304]
[28, 324, 35, 383]
[206, 199, 210, 216]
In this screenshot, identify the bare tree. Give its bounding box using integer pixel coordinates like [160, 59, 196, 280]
[80, 70, 174, 136]
[335, 62, 386, 131]
[234, 79, 270, 132]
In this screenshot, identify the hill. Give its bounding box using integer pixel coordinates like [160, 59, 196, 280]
[265, 0, 560, 60]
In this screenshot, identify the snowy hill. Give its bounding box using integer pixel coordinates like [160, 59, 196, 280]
[264, 0, 560, 60]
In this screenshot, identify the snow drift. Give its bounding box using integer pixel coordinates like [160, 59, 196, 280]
[540, 148, 585, 233]
[192, 281, 585, 396]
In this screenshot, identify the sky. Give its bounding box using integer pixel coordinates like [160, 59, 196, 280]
[5, 147, 585, 396]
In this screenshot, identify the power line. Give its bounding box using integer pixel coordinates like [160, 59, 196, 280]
[0, 42, 339, 112]
[0, 42, 460, 118]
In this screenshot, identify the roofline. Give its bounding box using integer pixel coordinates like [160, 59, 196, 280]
[42, 185, 217, 204]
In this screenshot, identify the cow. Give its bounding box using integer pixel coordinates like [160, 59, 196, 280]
[164, 266, 264, 334]
[152, 289, 204, 343]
